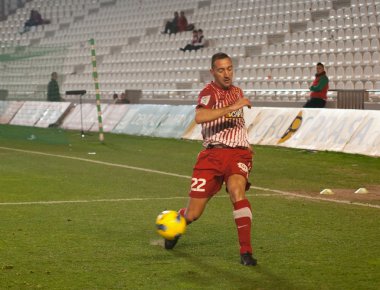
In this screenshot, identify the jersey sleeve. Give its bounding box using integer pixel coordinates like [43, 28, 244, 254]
[237, 87, 244, 99]
[197, 86, 216, 109]
[310, 76, 329, 92]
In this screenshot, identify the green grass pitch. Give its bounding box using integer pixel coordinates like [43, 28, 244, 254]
[0, 124, 379, 289]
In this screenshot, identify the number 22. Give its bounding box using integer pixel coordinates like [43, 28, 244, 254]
[191, 178, 206, 192]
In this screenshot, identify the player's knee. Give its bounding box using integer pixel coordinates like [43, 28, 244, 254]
[228, 187, 246, 203]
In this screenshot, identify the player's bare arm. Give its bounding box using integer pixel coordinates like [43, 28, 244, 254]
[195, 97, 252, 124]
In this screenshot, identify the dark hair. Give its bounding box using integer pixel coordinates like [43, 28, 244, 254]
[211, 52, 230, 68]
[317, 62, 324, 68]
[198, 29, 203, 33]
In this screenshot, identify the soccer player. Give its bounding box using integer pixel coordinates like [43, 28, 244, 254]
[165, 52, 257, 266]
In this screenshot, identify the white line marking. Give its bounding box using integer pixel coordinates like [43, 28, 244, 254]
[0, 193, 278, 206]
[253, 186, 380, 209]
[0, 146, 379, 209]
[0, 196, 187, 206]
[0, 146, 190, 179]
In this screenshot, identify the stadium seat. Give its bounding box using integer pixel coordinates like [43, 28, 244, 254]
[345, 67, 354, 80]
[302, 67, 311, 80]
[294, 67, 302, 80]
[312, 54, 320, 65]
[345, 52, 354, 65]
[336, 66, 345, 80]
[353, 52, 363, 65]
[248, 69, 257, 82]
[362, 51, 371, 65]
[336, 40, 345, 52]
[370, 38, 380, 51]
[353, 66, 363, 80]
[335, 81, 346, 90]
[327, 54, 336, 66]
[327, 67, 336, 80]
[364, 81, 374, 90]
[372, 51, 380, 65]
[369, 26, 378, 38]
[373, 65, 380, 78]
[345, 81, 354, 90]
[278, 68, 286, 80]
[375, 81, 380, 90]
[363, 65, 373, 79]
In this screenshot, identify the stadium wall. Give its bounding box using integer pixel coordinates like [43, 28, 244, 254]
[0, 101, 379, 157]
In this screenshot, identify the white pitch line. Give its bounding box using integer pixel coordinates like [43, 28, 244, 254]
[0, 193, 282, 206]
[253, 186, 380, 209]
[0, 146, 379, 209]
[0, 146, 190, 179]
[0, 196, 187, 206]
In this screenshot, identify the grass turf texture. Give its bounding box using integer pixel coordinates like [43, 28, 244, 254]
[0, 124, 379, 289]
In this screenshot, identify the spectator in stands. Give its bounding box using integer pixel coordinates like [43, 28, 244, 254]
[162, 11, 179, 34]
[114, 92, 130, 104]
[113, 93, 119, 103]
[180, 29, 205, 52]
[47, 72, 62, 102]
[180, 29, 198, 52]
[304, 62, 329, 108]
[195, 29, 206, 48]
[22, 9, 50, 33]
[178, 11, 194, 32]
[119, 92, 130, 104]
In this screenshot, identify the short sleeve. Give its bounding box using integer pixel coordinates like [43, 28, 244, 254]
[197, 86, 215, 109]
[237, 87, 244, 98]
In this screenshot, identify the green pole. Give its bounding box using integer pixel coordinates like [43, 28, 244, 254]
[89, 38, 104, 142]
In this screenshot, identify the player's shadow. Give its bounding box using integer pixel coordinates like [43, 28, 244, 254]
[169, 250, 298, 290]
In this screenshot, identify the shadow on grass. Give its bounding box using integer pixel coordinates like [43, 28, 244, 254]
[169, 249, 299, 290]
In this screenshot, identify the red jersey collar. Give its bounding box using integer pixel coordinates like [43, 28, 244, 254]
[211, 81, 234, 92]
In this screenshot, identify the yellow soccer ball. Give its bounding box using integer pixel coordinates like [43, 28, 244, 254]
[156, 210, 186, 240]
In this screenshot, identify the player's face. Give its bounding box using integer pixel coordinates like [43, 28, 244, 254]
[211, 57, 233, 89]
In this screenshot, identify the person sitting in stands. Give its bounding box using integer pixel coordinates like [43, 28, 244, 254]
[114, 92, 130, 104]
[180, 30, 198, 52]
[195, 29, 206, 49]
[162, 11, 179, 35]
[180, 29, 205, 52]
[119, 92, 130, 104]
[22, 9, 50, 33]
[113, 93, 119, 103]
[178, 11, 194, 32]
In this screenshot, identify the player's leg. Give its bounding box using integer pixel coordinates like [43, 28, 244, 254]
[165, 149, 222, 250]
[227, 174, 256, 266]
[166, 169, 221, 250]
[180, 196, 210, 223]
[165, 197, 210, 250]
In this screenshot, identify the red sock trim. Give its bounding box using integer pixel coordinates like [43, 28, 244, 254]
[233, 199, 253, 254]
[178, 208, 186, 217]
[233, 199, 251, 211]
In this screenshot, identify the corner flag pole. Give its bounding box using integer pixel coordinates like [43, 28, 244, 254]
[89, 38, 104, 142]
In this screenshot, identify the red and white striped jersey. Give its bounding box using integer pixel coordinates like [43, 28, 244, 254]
[197, 82, 250, 148]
